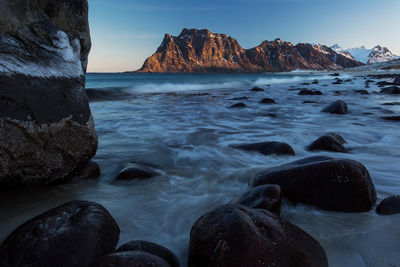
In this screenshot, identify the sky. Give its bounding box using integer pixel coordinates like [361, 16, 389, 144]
[86, 0, 400, 73]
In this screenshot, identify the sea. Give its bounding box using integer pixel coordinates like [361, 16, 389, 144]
[1, 71, 400, 266]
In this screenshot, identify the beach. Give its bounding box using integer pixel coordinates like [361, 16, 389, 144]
[1, 71, 400, 266]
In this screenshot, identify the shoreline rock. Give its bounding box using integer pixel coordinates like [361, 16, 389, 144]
[251, 156, 377, 212]
[322, 100, 348, 114]
[232, 141, 295, 156]
[376, 195, 400, 215]
[189, 204, 328, 267]
[0, 200, 120, 267]
[116, 163, 161, 181]
[308, 133, 347, 152]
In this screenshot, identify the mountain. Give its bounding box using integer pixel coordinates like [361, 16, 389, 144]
[331, 44, 399, 64]
[136, 29, 363, 73]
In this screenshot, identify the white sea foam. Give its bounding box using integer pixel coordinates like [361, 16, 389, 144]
[123, 74, 342, 94]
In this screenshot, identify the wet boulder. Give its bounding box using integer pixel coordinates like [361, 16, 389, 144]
[250, 86, 264, 92]
[251, 156, 377, 212]
[232, 141, 295, 156]
[321, 100, 348, 114]
[92, 251, 170, 267]
[229, 103, 246, 108]
[235, 184, 282, 215]
[117, 240, 179, 267]
[298, 89, 322, 95]
[376, 195, 400, 215]
[259, 98, 276, 104]
[188, 204, 328, 267]
[0, 200, 120, 267]
[116, 163, 161, 181]
[312, 79, 319, 84]
[308, 133, 347, 153]
[380, 86, 400, 94]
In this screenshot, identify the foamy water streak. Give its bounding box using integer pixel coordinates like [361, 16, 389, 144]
[115, 73, 345, 94]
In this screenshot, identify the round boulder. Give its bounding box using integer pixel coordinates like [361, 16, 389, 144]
[308, 133, 347, 153]
[235, 184, 282, 215]
[117, 240, 179, 267]
[321, 100, 348, 114]
[229, 103, 246, 108]
[0, 200, 120, 267]
[251, 156, 377, 212]
[250, 87, 264, 92]
[376, 195, 400, 215]
[116, 163, 161, 181]
[259, 98, 276, 104]
[189, 204, 328, 267]
[232, 141, 295, 156]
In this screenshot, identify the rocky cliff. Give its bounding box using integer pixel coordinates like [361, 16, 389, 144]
[0, 0, 97, 185]
[137, 29, 363, 73]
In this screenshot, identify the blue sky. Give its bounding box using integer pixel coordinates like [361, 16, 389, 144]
[87, 0, 400, 72]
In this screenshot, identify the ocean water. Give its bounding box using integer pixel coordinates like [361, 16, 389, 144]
[1, 72, 400, 266]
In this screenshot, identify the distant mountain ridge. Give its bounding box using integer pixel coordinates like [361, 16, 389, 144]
[136, 28, 363, 73]
[331, 44, 399, 64]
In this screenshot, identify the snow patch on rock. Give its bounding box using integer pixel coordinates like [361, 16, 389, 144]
[332, 44, 399, 64]
[0, 31, 83, 78]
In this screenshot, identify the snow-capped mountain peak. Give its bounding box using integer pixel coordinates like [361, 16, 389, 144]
[331, 44, 343, 51]
[331, 44, 399, 64]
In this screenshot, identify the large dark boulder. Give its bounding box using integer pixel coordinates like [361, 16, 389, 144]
[321, 100, 348, 114]
[0, 0, 97, 185]
[251, 156, 377, 212]
[232, 141, 295, 156]
[0, 200, 120, 267]
[376, 195, 400, 215]
[308, 133, 347, 152]
[117, 240, 179, 267]
[235, 184, 282, 215]
[92, 251, 171, 267]
[188, 204, 328, 267]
